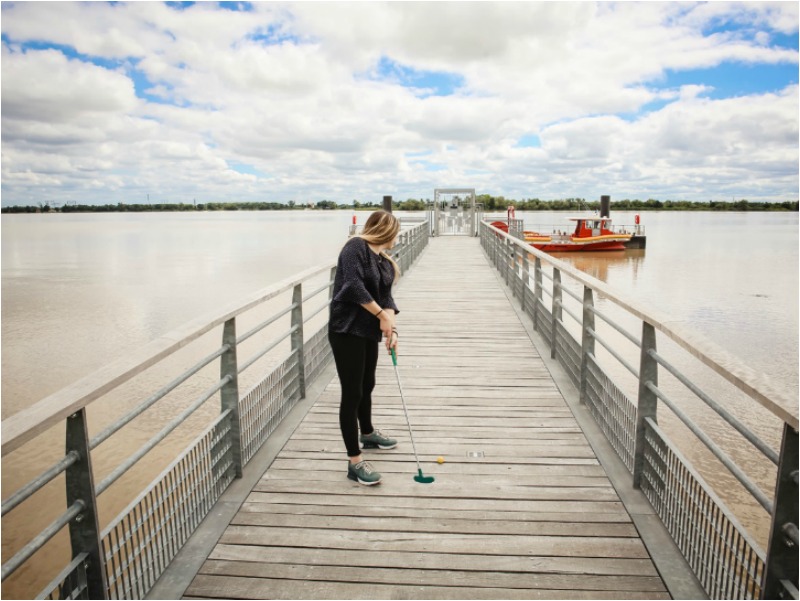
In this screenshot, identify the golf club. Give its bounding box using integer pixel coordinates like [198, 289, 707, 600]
[390, 348, 435, 484]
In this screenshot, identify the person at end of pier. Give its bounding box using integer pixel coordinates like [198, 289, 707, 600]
[329, 209, 401, 486]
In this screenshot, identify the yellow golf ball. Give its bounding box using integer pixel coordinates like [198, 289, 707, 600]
[437, 456, 445, 464]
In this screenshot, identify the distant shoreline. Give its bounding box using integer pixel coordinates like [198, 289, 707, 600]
[3, 198, 798, 214]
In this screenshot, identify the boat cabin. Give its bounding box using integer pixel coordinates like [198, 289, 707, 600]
[571, 217, 616, 238]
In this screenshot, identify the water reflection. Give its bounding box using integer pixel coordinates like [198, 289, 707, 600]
[549, 248, 646, 282]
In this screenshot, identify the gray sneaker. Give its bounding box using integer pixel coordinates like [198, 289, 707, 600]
[347, 460, 382, 485]
[360, 429, 398, 450]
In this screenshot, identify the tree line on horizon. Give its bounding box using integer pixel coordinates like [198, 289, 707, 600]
[2, 196, 798, 213]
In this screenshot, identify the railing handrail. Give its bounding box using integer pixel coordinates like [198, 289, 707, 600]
[483, 221, 798, 429]
[1, 261, 336, 456]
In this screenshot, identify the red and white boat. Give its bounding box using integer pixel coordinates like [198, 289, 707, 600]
[525, 217, 632, 252]
[490, 207, 636, 252]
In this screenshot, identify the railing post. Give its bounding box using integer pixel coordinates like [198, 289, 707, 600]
[580, 286, 595, 405]
[220, 318, 243, 478]
[395, 237, 404, 274]
[512, 244, 520, 299]
[503, 238, 511, 286]
[497, 235, 503, 271]
[521, 249, 530, 315]
[533, 258, 542, 331]
[291, 283, 306, 399]
[551, 268, 562, 359]
[633, 322, 658, 488]
[762, 423, 798, 599]
[65, 409, 108, 599]
[329, 267, 337, 300]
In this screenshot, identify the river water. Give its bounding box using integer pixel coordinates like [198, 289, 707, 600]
[2, 209, 797, 596]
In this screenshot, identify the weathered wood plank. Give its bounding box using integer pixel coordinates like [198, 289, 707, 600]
[185, 574, 670, 600]
[229, 512, 639, 537]
[243, 491, 626, 514]
[198, 559, 668, 592]
[268, 457, 608, 477]
[276, 450, 602, 465]
[262, 467, 614, 488]
[236, 502, 633, 524]
[220, 525, 651, 558]
[208, 544, 660, 577]
[251, 478, 621, 502]
[281, 440, 599, 458]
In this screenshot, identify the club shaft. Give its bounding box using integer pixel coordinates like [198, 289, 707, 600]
[392, 363, 423, 472]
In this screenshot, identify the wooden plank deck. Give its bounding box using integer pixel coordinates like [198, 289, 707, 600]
[184, 236, 670, 600]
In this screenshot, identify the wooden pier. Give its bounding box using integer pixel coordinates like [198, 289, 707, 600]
[163, 236, 686, 600]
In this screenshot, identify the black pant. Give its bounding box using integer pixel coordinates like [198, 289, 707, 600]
[329, 332, 378, 457]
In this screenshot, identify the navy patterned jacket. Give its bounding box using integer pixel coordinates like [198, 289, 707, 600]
[329, 237, 399, 342]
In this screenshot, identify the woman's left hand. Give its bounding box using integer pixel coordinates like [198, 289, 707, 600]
[386, 330, 398, 353]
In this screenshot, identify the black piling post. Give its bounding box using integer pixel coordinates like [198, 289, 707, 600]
[600, 195, 611, 217]
[383, 195, 393, 213]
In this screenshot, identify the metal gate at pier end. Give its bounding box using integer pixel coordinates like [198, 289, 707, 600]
[429, 188, 482, 236]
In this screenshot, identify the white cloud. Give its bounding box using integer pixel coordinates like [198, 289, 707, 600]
[1, 1, 797, 205]
[1, 47, 138, 123]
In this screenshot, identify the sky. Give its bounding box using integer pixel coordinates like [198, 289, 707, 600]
[1, 1, 798, 207]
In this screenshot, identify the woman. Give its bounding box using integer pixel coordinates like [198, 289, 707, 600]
[329, 210, 401, 485]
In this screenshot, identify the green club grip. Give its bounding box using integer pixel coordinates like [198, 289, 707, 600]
[391, 347, 397, 366]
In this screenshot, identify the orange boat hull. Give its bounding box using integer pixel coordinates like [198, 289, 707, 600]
[524, 232, 630, 252]
[531, 239, 628, 252]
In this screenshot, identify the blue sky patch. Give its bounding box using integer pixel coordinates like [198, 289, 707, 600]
[165, 1, 195, 10]
[656, 61, 798, 99]
[248, 23, 298, 46]
[769, 31, 800, 50]
[218, 1, 254, 12]
[227, 160, 265, 177]
[371, 57, 464, 97]
[516, 134, 541, 148]
[128, 64, 182, 105]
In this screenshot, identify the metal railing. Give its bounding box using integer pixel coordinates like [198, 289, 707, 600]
[480, 220, 798, 600]
[1, 221, 430, 600]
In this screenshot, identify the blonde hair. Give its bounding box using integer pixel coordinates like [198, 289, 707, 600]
[359, 210, 401, 280]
